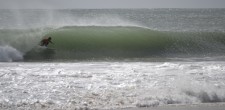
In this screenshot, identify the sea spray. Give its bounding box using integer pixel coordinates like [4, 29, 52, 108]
[0, 45, 23, 62]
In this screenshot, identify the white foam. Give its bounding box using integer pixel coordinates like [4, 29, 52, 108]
[0, 45, 23, 62]
[0, 62, 225, 109]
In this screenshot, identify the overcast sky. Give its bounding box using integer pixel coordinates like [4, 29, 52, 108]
[0, 0, 225, 9]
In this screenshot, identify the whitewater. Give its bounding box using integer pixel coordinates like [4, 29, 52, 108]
[1, 62, 225, 109]
[0, 9, 225, 109]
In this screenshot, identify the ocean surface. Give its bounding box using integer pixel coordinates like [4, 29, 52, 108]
[0, 9, 225, 109]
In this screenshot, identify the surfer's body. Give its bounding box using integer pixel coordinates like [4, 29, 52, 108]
[40, 37, 53, 47]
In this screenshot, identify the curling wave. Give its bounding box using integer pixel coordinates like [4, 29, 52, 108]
[23, 26, 225, 61]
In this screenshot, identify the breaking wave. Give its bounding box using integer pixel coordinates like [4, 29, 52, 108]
[24, 26, 225, 61]
[1, 26, 225, 61]
[0, 45, 23, 62]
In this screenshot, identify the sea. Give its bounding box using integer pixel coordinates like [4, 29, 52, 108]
[0, 8, 225, 109]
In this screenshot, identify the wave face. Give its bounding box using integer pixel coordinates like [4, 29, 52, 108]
[23, 26, 225, 61]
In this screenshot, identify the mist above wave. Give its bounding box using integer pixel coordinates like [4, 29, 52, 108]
[0, 9, 142, 29]
[0, 9, 224, 32]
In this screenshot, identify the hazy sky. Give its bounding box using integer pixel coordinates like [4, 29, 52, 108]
[0, 0, 225, 9]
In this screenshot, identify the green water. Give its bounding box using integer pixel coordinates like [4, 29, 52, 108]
[23, 26, 225, 61]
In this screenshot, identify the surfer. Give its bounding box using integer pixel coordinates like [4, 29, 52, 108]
[40, 37, 54, 47]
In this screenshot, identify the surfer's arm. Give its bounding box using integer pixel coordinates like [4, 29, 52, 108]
[49, 40, 54, 44]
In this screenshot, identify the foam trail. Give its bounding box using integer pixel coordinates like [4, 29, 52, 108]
[0, 45, 23, 62]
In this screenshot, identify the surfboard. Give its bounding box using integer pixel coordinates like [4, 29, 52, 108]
[31, 46, 55, 53]
[37, 46, 55, 50]
[45, 47, 55, 50]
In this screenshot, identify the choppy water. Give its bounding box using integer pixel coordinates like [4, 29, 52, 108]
[0, 62, 225, 109]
